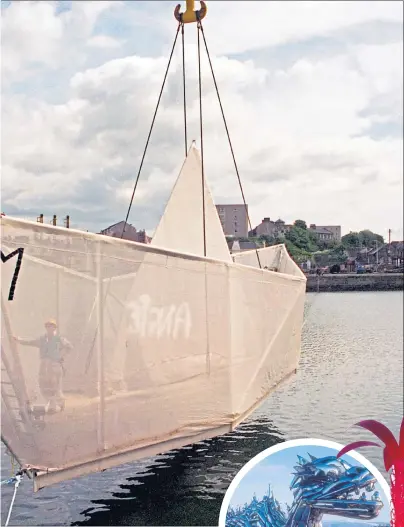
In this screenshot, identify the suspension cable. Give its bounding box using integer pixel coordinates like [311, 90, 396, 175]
[197, 22, 207, 257]
[120, 23, 181, 239]
[86, 14, 261, 374]
[181, 23, 188, 157]
[197, 21, 262, 269]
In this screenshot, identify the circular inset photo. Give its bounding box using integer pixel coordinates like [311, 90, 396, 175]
[219, 439, 390, 527]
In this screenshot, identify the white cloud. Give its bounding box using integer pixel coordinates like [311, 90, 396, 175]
[1, 1, 403, 239]
[88, 35, 122, 49]
[1, 0, 124, 83]
[157, 1, 404, 55]
[1, 1, 63, 75]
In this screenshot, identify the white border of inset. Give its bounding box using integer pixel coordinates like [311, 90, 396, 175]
[218, 438, 391, 526]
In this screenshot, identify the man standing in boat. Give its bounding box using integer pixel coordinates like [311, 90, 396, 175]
[14, 319, 72, 413]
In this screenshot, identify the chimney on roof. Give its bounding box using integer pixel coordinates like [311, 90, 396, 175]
[263, 217, 270, 222]
[310, 224, 316, 229]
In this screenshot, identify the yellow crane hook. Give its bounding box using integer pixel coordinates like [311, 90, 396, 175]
[174, 0, 207, 24]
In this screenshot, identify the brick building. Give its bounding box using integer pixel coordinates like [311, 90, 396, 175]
[99, 221, 151, 243]
[309, 224, 341, 243]
[216, 204, 249, 237]
[249, 217, 291, 238]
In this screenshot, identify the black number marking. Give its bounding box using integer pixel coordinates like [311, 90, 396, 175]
[1, 248, 24, 301]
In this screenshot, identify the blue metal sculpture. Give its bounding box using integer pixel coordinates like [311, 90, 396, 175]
[226, 454, 384, 527]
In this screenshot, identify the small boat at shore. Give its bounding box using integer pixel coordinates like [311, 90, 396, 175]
[1, 0, 306, 493]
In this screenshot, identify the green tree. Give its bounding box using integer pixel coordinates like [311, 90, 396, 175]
[284, 239, 311, 264]
[258, 235, 275, 246]
[329, 244, 347, 264]
[341, 231, 361, 248]
[294, 219, 307, 230]
[342, 230, 384, 249]
[358, 230, 384, 248]
[285, 226, 319, 253]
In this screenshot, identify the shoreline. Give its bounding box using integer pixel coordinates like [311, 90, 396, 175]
[306, 272, 404, 292]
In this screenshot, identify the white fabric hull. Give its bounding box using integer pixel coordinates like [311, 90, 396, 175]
[1, 217, 306, 489]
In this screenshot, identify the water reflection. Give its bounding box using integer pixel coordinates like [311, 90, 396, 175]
[72, 417, 284, 526]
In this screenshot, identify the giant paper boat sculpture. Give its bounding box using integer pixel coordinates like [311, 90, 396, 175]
[1, 145, 306, 490]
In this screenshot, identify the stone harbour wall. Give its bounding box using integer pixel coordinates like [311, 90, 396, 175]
[306, 273, 404, 292]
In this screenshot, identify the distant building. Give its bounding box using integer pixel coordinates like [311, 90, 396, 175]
[99, 221, 151, 243]
[309, 224, 341, 243]
[216, 204, 248, 237]
[368, 241, 403, 267]
[249, 217, 291, 238]
[337, 242, 403, 270]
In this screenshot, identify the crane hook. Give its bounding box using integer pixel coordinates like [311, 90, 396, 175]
[174, 0, 207, 24]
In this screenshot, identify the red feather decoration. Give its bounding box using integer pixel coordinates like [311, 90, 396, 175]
[337, 417, 404, 527]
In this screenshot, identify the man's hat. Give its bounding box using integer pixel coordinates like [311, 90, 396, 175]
[45, 319, 57, 327]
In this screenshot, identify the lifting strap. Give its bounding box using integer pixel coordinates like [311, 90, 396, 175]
[120, 4, 262, 267]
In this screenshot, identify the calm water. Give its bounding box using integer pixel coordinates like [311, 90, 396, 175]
[2, 292, 403, 526]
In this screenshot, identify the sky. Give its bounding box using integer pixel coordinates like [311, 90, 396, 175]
[228, 445, 390, 524]
[1, 1, 403, 238]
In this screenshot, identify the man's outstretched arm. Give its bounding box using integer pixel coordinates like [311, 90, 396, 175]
[13, 336, 41, 347]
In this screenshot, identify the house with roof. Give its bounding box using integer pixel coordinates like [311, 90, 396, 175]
[389, 241, 404, 267]
[339, 242, 403, 271]
[309, 224, 341, 243]
[99, 221, 151, 244]
[368, 242, 404, 268]
[249, 217, 291, 238]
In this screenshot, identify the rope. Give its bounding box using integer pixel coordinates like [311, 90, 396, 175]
[120, 23, 181, 239]
[197, 22, 207, 257]
[1, 476, 18, 486]
[181, 23, 188, 157]
[197, 21, 262, 269]
[4, 474, 22, 527]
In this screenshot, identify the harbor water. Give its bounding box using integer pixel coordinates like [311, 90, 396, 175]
[1, 291, 403, 526]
